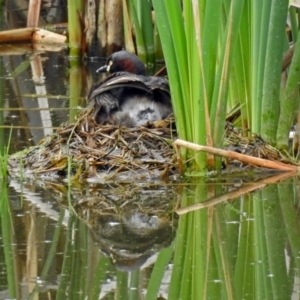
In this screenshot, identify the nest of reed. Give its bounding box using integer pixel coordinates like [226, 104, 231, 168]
[8, 107, 178, 181]
[8, 108, 298, 182]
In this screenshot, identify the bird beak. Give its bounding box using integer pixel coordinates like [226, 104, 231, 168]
[96, 65, 108, 73]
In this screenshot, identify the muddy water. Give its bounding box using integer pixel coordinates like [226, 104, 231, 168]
[0, 50, 300, 300]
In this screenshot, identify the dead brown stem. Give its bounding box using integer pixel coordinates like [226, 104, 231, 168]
[174, 139, 299, 172]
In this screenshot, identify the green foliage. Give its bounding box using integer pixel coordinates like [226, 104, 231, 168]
[260, 0, 289, 143]
[152, 0, 245, 170]
[0, 179, 16, 299]
[151, 0, 299, 172]
[0, 128, 12, 179]
[123, 0, 155, 65]
[67, 0, 84, 57]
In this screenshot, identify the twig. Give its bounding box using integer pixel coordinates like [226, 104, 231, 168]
[174, 139, 299, 172]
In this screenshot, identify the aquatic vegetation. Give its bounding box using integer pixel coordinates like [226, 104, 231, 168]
[151, 0, 300, 173]
[8, 110, 177, 181]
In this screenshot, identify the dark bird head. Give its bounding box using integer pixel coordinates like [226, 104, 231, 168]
[97, 51, 147, 75]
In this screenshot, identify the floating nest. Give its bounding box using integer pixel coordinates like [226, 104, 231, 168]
[8, 107, 178, 181]
[8, 108, 299, 182]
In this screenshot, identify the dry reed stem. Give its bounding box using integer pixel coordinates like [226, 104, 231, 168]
[27, 0, 41, 27]
[0, 28, 66, 44]
[174, 139, 299, 172]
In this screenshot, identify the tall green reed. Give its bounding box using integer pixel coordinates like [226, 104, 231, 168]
[277, 7, 300, 149]
[0, 180, 17, 299]
[259, 0, 289, 143]
[152, 0, 244, 170]
[151, 0, 298, 172]
[123, 0, 155, 65]
[68, 0, 84, 57]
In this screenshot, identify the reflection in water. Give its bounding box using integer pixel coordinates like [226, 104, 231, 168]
[74, 188, 178, 272]
[3, 179, 178, 299]
[39, 180, 179, 273]
[1, 49, 71, 149]
[0, 48, 104, 153]
[1, 177, 300, 299]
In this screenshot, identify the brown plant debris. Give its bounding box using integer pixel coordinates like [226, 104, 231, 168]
[8, 109, 299, 182]
[223, 124, 300, 170]
[8, 108, 178, 181]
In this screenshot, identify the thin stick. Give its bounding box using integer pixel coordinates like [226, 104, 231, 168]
[174, 139, 299, 171]
[154, 66, 167, 77]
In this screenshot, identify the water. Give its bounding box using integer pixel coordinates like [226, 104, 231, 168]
[0, 49, 300, 299]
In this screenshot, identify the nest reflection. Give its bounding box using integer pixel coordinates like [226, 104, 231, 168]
[46, 181, 179, 271]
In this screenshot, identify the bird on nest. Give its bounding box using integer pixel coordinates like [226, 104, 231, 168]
[87, 50, 172, 127]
